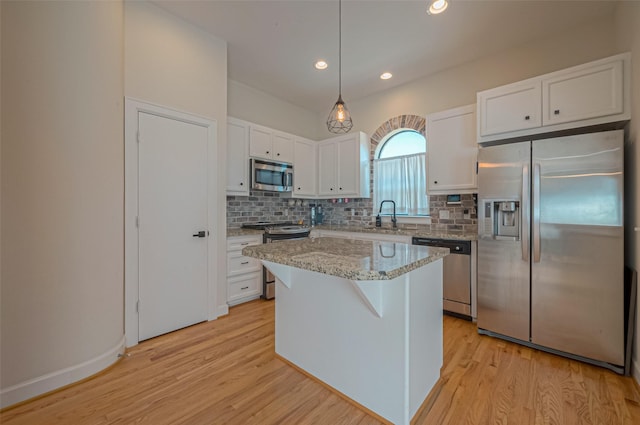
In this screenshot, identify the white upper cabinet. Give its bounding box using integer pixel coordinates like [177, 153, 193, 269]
[318, 141, 338, 196]
[317, 132, 370, 198]
[249, 123, 294, 163]
[293, 138, 317, 197]
[272, 132, 294, 163]
[542, 60, 623, 126]
[427, 104, 477, 193]
[227, 117, 250, 196]
[478, 80, 541, 137]
[477, 53, 630, 143]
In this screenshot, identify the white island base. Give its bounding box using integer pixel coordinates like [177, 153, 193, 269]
[264, 259, 443, 425]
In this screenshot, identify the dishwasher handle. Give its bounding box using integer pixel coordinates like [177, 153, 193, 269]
[412, 237, 471, 255]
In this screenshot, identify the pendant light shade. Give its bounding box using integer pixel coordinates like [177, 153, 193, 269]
[327, 0, 353, 134]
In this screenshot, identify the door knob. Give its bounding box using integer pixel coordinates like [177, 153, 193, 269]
[192, 231, 207, 238]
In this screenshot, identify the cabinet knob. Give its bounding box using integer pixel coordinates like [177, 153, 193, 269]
[524, 115, 530, 120]
[276, 152, 280, 156]
[434, 181, 438, 184]
[297, 187, 301, 190]
[240, 182, 243, 186]
[339, 187, 342, 190]
[554, 109, 560, 115]
[330, 188, 334, 191]
[266, 150, 270, 154]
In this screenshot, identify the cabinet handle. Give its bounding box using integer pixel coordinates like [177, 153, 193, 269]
[524, 115, 530, 120]
[240, 242, 249, 246]
[554, 109, 560, 115]
[241, 286, 249, 290]
[241, 261, 249, 265]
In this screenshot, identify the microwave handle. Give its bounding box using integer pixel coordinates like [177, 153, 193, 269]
[283, 170, 293, 189]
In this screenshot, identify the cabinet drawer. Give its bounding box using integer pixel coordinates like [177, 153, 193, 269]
[228, 272, 262, 301]
[227, 252, 261, 276]
[227, 235, 262, 251]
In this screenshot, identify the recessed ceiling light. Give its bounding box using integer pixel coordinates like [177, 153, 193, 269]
[314, 60, 328, 70]
[427, 0, 449, 15]
[380, 72, 393, 80]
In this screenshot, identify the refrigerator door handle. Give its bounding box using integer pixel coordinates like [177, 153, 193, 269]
[533, 163, 541, 263]
[522, 164, 530, 261]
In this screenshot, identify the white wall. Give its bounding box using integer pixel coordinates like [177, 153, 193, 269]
[228, 79, 321, 140]
[615, 1, 640, 385]
[1, 0, 124, 406]
[323, 15, 618, 139]
[124, 1, 228, 318]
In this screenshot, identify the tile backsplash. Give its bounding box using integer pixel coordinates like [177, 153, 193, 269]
[227, 191, 477, 234]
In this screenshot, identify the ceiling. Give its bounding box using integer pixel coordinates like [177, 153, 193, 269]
[153, 0, 619, 113]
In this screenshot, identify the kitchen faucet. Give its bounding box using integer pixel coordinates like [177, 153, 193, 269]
[378, 200, 397, 228]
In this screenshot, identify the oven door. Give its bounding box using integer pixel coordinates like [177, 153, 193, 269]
[263, 234, 308, 299]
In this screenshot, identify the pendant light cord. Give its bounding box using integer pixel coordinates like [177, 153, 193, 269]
[338, 0, 342, 97]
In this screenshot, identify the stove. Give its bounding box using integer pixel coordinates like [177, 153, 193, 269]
[241, 221, 310, 299]
[242, 222, 310, 235]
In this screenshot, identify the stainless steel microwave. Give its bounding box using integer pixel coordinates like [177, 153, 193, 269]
[250, 158, 293, 192]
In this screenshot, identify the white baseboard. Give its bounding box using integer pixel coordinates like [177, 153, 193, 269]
[0, 335, 125, 409]
[216, 303, 229, 317]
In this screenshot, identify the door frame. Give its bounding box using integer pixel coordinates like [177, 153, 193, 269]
[124, 98, 218, 347]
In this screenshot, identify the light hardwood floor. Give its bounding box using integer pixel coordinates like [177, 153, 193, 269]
[2, 300, 639, 424]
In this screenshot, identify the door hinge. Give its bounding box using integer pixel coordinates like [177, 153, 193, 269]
[136, 300, 139, 313]
[136, 130, 141, 144]
[476, 161, 479, 174]
[135, 216, 139, 228]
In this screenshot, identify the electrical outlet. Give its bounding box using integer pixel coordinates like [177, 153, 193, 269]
[439, 210, 450, 219]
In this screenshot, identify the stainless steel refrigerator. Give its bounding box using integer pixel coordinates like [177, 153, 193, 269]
[477, 129, 624, 373]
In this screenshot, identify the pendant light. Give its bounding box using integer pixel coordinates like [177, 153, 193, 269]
[327, 0, 353, 134]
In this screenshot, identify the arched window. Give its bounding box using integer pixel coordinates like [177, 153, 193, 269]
[373, 129, 428, 216]
[377, 130, 426, 159]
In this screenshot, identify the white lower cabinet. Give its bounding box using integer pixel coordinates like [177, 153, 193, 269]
[227, 234, 263, 305]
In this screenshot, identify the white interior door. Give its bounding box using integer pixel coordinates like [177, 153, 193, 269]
[138, 111, 208, 341]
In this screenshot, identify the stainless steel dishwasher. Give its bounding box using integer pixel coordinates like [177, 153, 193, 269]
[412, 237, 472, 320]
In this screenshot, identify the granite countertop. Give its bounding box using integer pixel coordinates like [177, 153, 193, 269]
[242, 237, 449, 281]
[226, 227, 264, 237]
[227, 224, 478, 241]
[311, 224, 478, 241]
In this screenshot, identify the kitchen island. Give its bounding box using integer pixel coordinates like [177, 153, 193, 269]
[242, 237, 449, 425]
